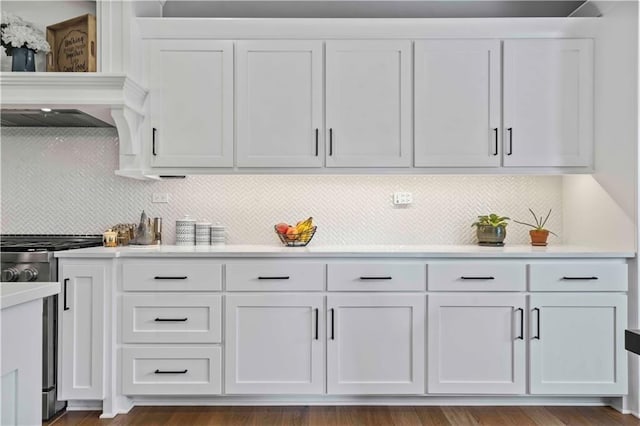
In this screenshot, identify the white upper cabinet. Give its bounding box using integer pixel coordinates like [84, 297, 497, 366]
[414, 40, 501, 167]
[149, 40, 234, 168]
[325, 41, 412, 167]
[236, 41, 324, 167]
[503, 39, 593, 167]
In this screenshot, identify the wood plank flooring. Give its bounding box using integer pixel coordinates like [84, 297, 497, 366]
[44, 406, 640, 426]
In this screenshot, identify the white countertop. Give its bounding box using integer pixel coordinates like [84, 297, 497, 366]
[1, 282, 60, 310]
[55, 244, 635, 258]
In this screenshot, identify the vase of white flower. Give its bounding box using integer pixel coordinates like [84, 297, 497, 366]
[1, 11, 50, 72]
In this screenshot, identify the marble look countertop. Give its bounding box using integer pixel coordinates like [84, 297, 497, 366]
[1, 282, 60, 310]
[55, 244, 635, 258]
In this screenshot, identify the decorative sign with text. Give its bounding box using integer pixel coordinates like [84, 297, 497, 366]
[46, 14, 96, 72]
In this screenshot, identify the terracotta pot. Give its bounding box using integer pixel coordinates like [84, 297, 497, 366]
[530, 229, 549, 246]
[476, 225, 506, 246]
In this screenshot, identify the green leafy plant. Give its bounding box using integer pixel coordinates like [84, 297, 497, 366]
[513, 208, 558, 236]
[471, 214, 510, 228]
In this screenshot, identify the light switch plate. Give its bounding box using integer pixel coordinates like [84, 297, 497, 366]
[393, 192, 413, 205]
[152, 193, 170, 203]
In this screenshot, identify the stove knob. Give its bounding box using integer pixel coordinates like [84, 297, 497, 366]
[20, 268, 38, 282]
[2, 268, 19, 282]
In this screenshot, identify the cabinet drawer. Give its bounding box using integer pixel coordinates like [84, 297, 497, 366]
[226, 263, 324, 291]
[122, 346, 222, 395]
[122, 294, 221, 343]
[122, 260, 222, 291]
[428, 262, 526, 291]
[529, 263, 627, 291]
[328, 263, 425, 291]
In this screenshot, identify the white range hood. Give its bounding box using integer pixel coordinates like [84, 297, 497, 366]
[0, 72, 150, 179]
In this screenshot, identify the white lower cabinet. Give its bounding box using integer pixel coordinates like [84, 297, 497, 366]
[58, 261, 108, 400]
[225, 294, 324, 394]
[427, 293, 526, 394]
[529, 293, 627, 395]
[327, 294, 425, 394]
[122, 346, 222, 395]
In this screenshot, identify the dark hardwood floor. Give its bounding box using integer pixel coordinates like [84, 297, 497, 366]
[44, 406, 640, 426]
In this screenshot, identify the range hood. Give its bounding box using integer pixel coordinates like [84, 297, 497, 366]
[1, 108, 114, 128]
[0, 72, 150, 179]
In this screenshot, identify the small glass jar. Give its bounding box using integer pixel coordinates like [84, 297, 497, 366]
[103, 229, 118, 247]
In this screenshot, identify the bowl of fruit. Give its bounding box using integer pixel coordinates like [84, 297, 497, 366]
[275, 217, 316, 247]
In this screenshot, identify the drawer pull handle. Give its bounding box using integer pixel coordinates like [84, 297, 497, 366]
[63, 278, 70, 311]
[359, 276, 392, 280]
[258, 276, 290, 280]
[314, 308, 319, 340]
[330, 308, 335, 340]
[154, 318, 188, 322]
[533, 308, 541, 340]
[154, 369, 188, 374]
[460, 276, 495, 280]
[561, 276, 599, 280]
[154, 276, 188, 280]
[515, 308, 524, 340]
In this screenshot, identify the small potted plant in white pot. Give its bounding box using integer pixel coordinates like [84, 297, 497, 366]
[1, 11, 50, 72]
[514, 208, 558, 246]
[471, 213, 510, 246]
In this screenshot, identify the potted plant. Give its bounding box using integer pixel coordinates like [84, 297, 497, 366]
[1, 12, 50, 72]
[471, 213, 510, 246]
[514, 208, 558, 246]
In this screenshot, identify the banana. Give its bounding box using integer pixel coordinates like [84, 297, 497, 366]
[296, 217, 314, 242]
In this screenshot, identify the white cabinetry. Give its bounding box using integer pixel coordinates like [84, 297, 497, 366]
[428, 293, 526, 394]
[529, 293, 627, 395]
[327, 294, 425, 394]
[236, 41, 323, 167]
[58, 261, 108, 400]
[149, 40, 233, 168]
[325, 41, 412, 167]
[225, 294, 324, 394]
[414, 40, 501, 167]
[503, 39, 593, 167]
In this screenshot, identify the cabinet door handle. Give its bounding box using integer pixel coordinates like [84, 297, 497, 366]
[330, 308, 335, 340]
[154, 276, 187, 280]
[515, 308, 524, 340]
[507, 128, 513, 156]
[314, 308, 319, 340]
[315, 128, 319, 157]
[152, 127, 157, 156]
[359, 276, 392, 280]
[154, 369, 188, 374]
[493, 128, 498, 156]
[460, 276, 495, 280]
[154, 317, 188, 322]
[258, 276, 290, 280]
[561, 276, 598, 280]
[63, 278, 70, 311]
[329, 128, 333, 156]
[533, 308, 540, 340]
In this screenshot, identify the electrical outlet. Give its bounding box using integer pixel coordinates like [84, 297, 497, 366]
[393, 192, 413, 205]
[152, 193, 170, 203]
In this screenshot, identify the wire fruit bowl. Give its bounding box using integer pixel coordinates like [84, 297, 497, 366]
[274, 225, 317, 247]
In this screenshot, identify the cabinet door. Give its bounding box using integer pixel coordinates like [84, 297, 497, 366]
[237, 41, 323, 167]
[327, 294, 425, 394]
[428, 293, 526, 394]
[58, 262, 107, 400]
[503, 39, 593, 167]
[225, 294, 324, 394]
[149, 40, 233, 167]
[326, 41, 412, 167]
[415, 40, 501, 167]
[529, 293, 627, 395]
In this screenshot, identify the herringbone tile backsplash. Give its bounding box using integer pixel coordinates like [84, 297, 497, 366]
[1, 128, 563, 245]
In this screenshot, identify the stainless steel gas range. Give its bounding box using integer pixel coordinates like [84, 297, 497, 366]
[0, 234, 103, 420]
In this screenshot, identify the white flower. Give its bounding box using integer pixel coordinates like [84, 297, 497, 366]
[1, 12, 26, 27]
[1, 14, 50, 53]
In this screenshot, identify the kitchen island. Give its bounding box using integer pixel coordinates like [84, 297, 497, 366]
[1, 282, 60, 426]
[54, 245, 633, 418]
